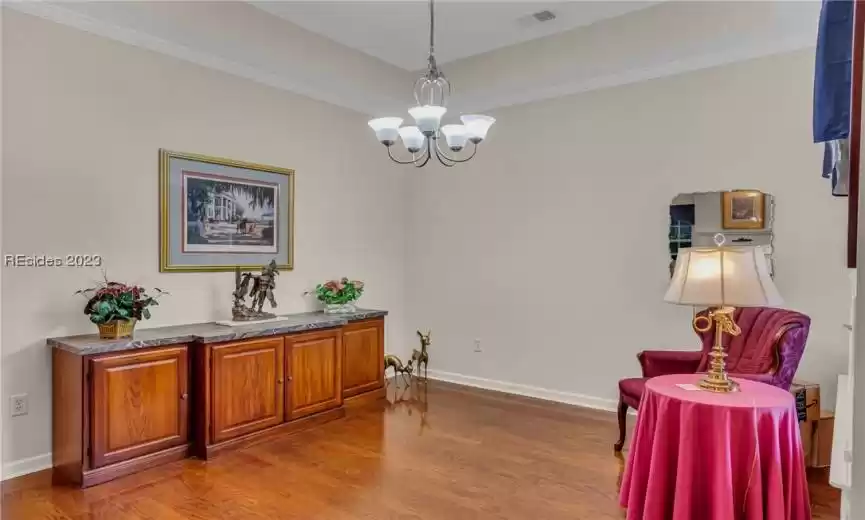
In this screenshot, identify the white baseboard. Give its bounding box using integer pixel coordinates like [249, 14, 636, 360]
[426, 369, 621, 412]
[3, 453, 52, 481]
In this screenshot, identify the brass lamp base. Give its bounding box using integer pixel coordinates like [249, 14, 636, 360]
[693, 306, 741, 393]
[698, 374, 740, 393]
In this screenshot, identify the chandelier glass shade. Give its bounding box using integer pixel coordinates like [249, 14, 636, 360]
[367, 0, 495, 167]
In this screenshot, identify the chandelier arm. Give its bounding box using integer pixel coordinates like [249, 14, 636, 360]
[442, 76, 452, 103]
[414, 77, 427, 105]
[434, 138, 478, 163]
[415, 149, 433, 168]
[387, 142, 431, 166]
[432, 141, 456, 167]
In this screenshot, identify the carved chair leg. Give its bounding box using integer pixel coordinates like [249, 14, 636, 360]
[614, 399, 628, 452]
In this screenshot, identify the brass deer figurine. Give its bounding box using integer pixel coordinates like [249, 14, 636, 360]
[412, 329, 431, 381]
[384, 354, 414, 386]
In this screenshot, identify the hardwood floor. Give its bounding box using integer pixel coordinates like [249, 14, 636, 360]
[2, 380, 841, 519]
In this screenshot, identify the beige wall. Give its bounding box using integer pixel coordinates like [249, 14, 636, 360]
[407, 49, 849, 410]
[1, 10, 408, 469]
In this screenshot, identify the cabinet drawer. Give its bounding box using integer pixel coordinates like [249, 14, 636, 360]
[89, 346, 188, 468]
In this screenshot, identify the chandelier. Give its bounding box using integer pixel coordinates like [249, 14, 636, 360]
[367, 0, 495, 167]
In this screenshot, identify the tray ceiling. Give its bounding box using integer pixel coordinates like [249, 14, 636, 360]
[251, 1, 659, 70]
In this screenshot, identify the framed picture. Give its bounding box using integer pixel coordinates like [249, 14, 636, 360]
[159, 149, 294, 272]
[722, 190, 765, 230]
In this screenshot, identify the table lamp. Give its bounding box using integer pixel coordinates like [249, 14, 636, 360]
[664, 234, 782, 392]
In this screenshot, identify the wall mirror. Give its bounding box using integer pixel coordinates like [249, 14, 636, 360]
[669, 190, 775, 277]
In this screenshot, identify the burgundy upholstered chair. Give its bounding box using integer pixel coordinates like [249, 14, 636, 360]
[614, 306, 810, 452]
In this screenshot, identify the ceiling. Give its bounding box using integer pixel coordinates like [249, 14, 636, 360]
[251, 1, 659, 71]
[5, 1, 819, 116]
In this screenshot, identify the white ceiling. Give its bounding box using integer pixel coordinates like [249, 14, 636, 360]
[252, 1, 659, 71]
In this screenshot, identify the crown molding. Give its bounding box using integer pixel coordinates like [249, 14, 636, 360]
[2, 2, 399, 116]
[4, 2, 816, 116]
[450, 37, 816, 114]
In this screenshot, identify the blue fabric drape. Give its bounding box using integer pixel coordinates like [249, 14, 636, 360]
[813, 0, 855, 143]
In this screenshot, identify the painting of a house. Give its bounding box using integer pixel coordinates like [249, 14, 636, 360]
[183, 171, 278, 253]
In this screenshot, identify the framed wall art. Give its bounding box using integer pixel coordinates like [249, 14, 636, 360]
[159, 149, 294, 272]
[721, 190, 765, 230]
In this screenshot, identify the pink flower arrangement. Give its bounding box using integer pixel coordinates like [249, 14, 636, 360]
[311, 277, 364, 305]
[75, 279, 167, 324]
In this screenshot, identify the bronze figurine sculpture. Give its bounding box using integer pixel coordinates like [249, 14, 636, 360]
[384, 354, 414, 385]
[232, 260, 280, 321]
[412, 330, 431, 381]
[383, 329, 431, 385]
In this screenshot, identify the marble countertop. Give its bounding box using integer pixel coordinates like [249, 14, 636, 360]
[48, 309, 387, 356]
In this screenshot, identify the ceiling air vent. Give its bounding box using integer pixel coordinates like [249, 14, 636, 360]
[532, 10, 556, 23]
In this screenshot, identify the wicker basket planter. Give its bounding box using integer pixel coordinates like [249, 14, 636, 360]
[97, 319, 136, 340]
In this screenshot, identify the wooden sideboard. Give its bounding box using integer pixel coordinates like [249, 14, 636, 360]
[50, 311, 386, 487]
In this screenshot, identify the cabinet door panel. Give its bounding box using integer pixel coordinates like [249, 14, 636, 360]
[211, 338, 284, 443]
[342, 319, 384, 398]
[286, 329, 342, 419]
[90, 346, 188, 468]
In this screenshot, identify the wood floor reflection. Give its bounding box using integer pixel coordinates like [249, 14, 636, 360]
[2, 380, 840, 519]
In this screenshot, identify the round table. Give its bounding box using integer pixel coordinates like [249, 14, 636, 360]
[619, 374, 811, 520]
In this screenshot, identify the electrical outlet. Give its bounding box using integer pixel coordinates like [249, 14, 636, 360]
[473, 339, 483, 352]
[10, 394, 28, 417]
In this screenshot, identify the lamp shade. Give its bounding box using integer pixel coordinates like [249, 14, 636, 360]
[409, 105, 446, 135]
[664, 245, 782, 307]
[460, 114, 495, 142]
[368, 117, 403, 144]
[398, 126, 425, 153]
[440, 124, 469, 151]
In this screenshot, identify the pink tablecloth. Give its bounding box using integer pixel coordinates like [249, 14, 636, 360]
[619, 374, 811, 520]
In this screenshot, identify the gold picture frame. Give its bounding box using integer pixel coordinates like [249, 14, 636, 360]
[721, 190, 764, 230]
[159, 149, 295, 272]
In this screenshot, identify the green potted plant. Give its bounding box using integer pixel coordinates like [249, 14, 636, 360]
[309, 277, 364, 314]
[76, 279, 167, 339]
